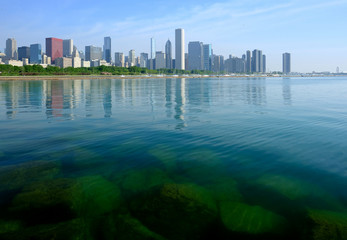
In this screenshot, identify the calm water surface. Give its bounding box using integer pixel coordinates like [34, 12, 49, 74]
[0, 77, 346, 239]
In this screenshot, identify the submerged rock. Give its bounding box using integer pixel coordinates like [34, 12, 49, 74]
[148, 145, 177, 171]
[205, 177, 243, 203]
[97, 214, 167, 240]
[10, 175, 121, 224]
[121, 168, 173, 194]
[0, 220, 22, 234]
[0, 160, 60, 192]
[0, 218, 91, 240]
[220, 201, 287, 235]
[130, 183, 218, 239]
[256, 174, 345, 210]
[307, 209, 347, 240]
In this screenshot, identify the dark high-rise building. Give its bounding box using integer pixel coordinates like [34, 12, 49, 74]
[188, 41, 203, 71]
[203, 44, 212, 71]
[246, 50, 251, 73]
[283, 53, 291, 74]
[251, 49, 263, 73]
[85, 46, 102, 62]
[30, 44, 42, 64]
[46, 38, 63, 63]
[103, 37, 111, 63]
[262, 55, 266, 73]
[165, 39, 172, 69]
[63, 39, 73, 57]
[18, 46, 30, 61]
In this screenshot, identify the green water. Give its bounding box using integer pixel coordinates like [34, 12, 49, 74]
[0, 77, 346, 239]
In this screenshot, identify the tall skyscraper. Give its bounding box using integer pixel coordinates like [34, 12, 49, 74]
[175, 28, 185, 70]
[30, 44, 42, 64]
[5, 38, 17, 60]
[246, 50, 251, 73]
[85, 45, 102, 61]
[63, 39, 73, 57]
[188, 41, 203, 71]
[18, 46, 30, 61]
[252, 49, 263, 73]
[129, 49, 135, 66]
[155, 51, 166, 69]
[165, 39, 172, 69]
[150, 38, 156, 60]
[103, 37, 111, 63]
[262, 55, 266, 73]
[46, 38, 63, 63]
[203, 44, 212, 71]
[114, 52, 124, 67]
[140, 53, 148, 68]
[283, 53, 291, 74]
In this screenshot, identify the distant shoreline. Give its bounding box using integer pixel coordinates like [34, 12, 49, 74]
[0, 74, 342, 81]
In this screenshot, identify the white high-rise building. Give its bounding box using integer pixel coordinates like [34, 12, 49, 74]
[114, 52, 124, 67]
[5, 38, 17, 60]
[63, 39, 73, 57]
[129, 50, 135, 66]
[175, 28, 185, 70]
[150, 38, 156, 60]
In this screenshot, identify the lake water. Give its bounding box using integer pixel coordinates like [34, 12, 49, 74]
[0, 77, 346, 239]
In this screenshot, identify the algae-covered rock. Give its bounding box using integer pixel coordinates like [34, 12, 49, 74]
[0, 160, 60, 192]
[148, 145, 177, 171]
[121, 168, 173, 194]
[108, 214, 166, 240]
[220, 201, 287, 234]
[72, 175, 122, 217]
[205, 177, 243, 203]
[0, 218, 91, 240]
[10, 175, 121, 224]
[256, 175, 320, 200]
[0, 220, 22, 234]
[178, 149, 226, 184]
[307, 209, 347, 240]
[10, 178, 78, 224]
[256, 175, 345, 210]
[130, 183, 218, 239]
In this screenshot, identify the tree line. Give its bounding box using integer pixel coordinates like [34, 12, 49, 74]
[0, 64, 213, 76]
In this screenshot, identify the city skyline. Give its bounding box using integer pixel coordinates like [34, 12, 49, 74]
[1, 0, 347, 72]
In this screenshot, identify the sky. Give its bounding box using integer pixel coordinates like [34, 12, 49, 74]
[1, 0, 346, 73]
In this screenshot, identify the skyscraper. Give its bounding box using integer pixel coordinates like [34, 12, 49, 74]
[252, 49, 262, 73]
[85, 46, 102, 61]
[246, 50, 251, 73]
[150, 38, 156, 60]
[103, 37, 111, 63]
[262, 55, 266, 73]
[188, 41, 203, 71]
[258, 50, 263, 73]
[129, 49, 135, 67]
[114, 52, 124, 67]
[18, 46, 30, 61]
[283, 53, 291, 74]
[155, 51, 166, 69]
[203, 44, 212, 71]
[46, 38, 63, 63]
[63, 39, 73, 57]
[30, 44, 42, 64]
[175, 28, 185, 70]
[140, 53, 148, 68]
[5, 38, 17, 60]
[165, 39, 172, 69]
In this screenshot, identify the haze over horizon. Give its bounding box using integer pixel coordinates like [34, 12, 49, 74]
[1, 0, 346, 73]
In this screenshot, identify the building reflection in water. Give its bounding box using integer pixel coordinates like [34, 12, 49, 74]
[102, 79, 112, 118]
[174, 78, 187, 130]
[282, 78, 292, 105]
[245, 78, 267, 106]
[165, 78, 173, 118]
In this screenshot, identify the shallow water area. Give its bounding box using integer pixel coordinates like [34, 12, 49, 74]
[0, 77, 347, 239]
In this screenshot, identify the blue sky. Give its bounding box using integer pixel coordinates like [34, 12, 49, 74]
[1, 0, 346, 72]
